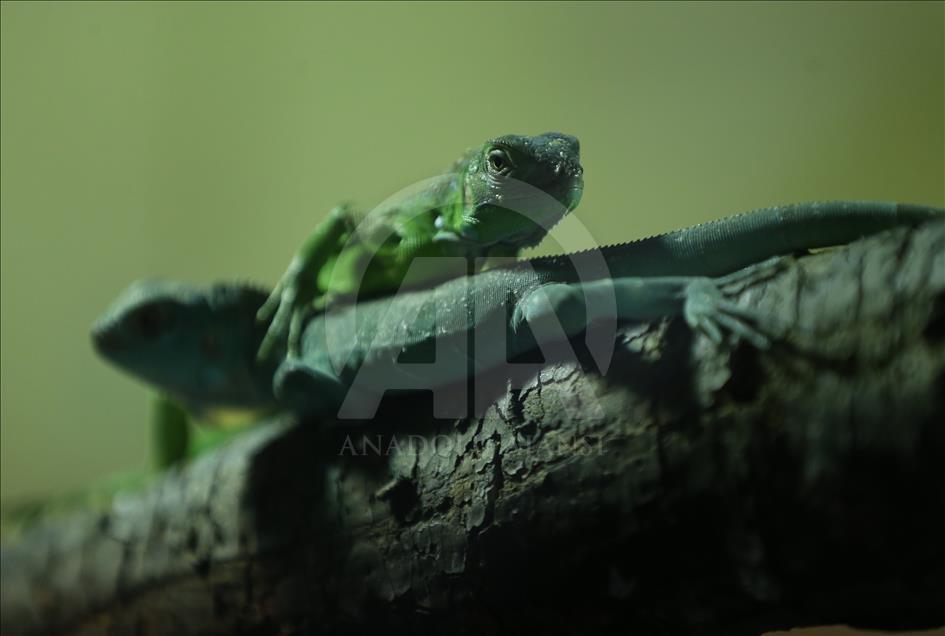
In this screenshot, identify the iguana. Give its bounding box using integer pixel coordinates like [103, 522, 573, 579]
[93, 201, 944, 422]
[255, 132, 584, 359]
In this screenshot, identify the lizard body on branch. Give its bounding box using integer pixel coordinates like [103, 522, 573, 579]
[93, 201, 944, 421]
[256, 132, 584, 358]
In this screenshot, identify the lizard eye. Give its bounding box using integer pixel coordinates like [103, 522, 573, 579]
[487, 148, 512, 175]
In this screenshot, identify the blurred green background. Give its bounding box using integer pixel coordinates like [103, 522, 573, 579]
[1, 2, 943, 503]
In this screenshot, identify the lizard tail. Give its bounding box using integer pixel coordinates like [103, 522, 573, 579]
[772, 201, 944, 251]
[610, 201, 944, 278]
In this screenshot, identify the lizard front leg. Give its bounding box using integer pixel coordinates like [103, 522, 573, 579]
[150, 394, 190, 470]
[513, 275, 770, 351]
[257, 204, 352, 360]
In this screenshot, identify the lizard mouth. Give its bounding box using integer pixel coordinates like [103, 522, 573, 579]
[497, 207, 573, 249]
[565, 182, 583, 212]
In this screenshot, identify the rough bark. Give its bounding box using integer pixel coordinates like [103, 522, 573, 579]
[2, 222, 944, 636]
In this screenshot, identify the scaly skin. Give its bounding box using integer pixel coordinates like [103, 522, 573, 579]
[93, 201, 944, 424]
[256, 133, 584, 359]
[93, 280, 279, 413]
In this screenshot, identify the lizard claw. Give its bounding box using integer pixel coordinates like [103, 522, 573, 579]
[256, 260, 314, 361]
[256, 281, 284, 324]
[683, 278, 770, 349]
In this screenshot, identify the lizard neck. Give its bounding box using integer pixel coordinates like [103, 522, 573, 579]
[437, 155, 473, 234]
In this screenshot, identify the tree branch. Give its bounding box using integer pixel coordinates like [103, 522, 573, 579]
[3, 222, 944, 636]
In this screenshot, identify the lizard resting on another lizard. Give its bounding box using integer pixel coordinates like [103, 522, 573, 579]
[93, 201, 944, 424]
[255, 132, 584, 359]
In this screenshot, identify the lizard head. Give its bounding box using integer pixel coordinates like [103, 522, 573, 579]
[91, 280, 278, 413]
[440, 132, 584, 251]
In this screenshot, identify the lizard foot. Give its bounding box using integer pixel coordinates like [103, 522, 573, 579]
[256, 263, 318, 361]
[683, 278, 770, 349]
[256, 204, 352, 361]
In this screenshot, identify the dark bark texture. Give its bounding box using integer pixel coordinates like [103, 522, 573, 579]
[3, 222, 944, 636]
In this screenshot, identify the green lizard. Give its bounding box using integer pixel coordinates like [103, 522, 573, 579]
[47, 199, 931, 534]
[93, 201, 943, 422]
[256, 132, 584, 359]
[93, 281, 282, 415]
[90, 281, 277, 474]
